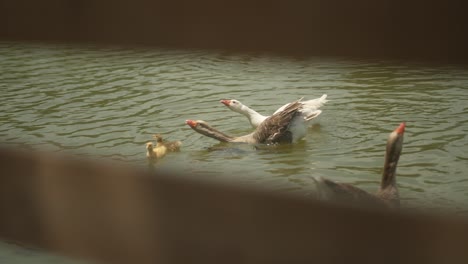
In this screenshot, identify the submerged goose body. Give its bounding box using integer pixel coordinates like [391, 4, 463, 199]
[186, 99, 317, 144]
[220, 94, 328, 129]
[316, 122, 405, 208]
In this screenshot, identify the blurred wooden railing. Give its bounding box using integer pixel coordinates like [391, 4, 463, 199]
[1, 0, 467, 64]
[2, 147, 468, 264]
[1, 1, 468, 263]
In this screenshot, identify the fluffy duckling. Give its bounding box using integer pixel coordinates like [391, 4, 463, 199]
[146, 134, 182, 163]
[146, 142, 167, 162]
[152, 134, 182, 151]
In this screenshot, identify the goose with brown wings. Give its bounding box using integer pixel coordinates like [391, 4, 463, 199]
[186, 99, 319, 144]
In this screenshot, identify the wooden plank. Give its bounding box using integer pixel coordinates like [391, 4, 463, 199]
[1, 0, 467, 64]
[1, 147, 468, 263]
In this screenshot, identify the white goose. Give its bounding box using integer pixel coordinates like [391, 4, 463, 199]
[220, 94, 328, 128]
[186, 99, 320, 144]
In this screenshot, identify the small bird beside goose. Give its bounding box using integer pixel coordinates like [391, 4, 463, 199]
[186, 99, 318, 144]
[153, 134, 182, 151]
[146, 134, 182, 162]
[220, 94, 328, 128]
[316, 122, 405, 208]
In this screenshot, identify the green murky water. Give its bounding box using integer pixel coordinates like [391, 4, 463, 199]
[1, 41, 468, 261]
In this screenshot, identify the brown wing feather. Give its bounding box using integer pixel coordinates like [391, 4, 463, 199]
[252, 100, 302, 144]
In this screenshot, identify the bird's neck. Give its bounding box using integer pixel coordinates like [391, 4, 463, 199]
[197, 124, 256, 143]
[201, 125, 236, 143]
[239, 105, 265, 127]
[380, 136, 402, 191]
[381, 161, 397, 191]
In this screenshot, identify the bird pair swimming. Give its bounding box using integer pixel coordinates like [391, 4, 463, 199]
[185, 95, 405, 208]
[186, 95, 328, 144]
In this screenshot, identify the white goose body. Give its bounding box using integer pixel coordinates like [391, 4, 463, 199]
[220, 95, 327, 141]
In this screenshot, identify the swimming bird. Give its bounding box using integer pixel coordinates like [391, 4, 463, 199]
[146, 142, 165, 162]
[220, 94, 328, 128]
[152, 134, 182, 151]
[146, 134, 182, 162]
[316, 122, 405, 208]
[186, 99, 318, 144]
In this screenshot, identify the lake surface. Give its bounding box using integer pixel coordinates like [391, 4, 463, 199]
[1, 42, 468, 214]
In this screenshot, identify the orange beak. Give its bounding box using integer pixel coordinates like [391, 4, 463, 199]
[185, 120, 197, 128]
[395, 122, 406, 134]
[220, 99, 231, 106]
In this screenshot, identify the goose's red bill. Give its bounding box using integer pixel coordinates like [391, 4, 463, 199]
[185, 120, 197, 128]
[220, 99, 231, 106]
[395, 122, 406, 134]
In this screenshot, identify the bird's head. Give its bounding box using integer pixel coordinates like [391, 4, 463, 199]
[146, 142, 154, 151]
[220, 99, 244, 113]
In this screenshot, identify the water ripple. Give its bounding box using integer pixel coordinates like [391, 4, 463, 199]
[1, 42, 468, 211]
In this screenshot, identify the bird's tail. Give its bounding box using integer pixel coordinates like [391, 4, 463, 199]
[304, 110, 322, 121]
[302, 94, 328, 109]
